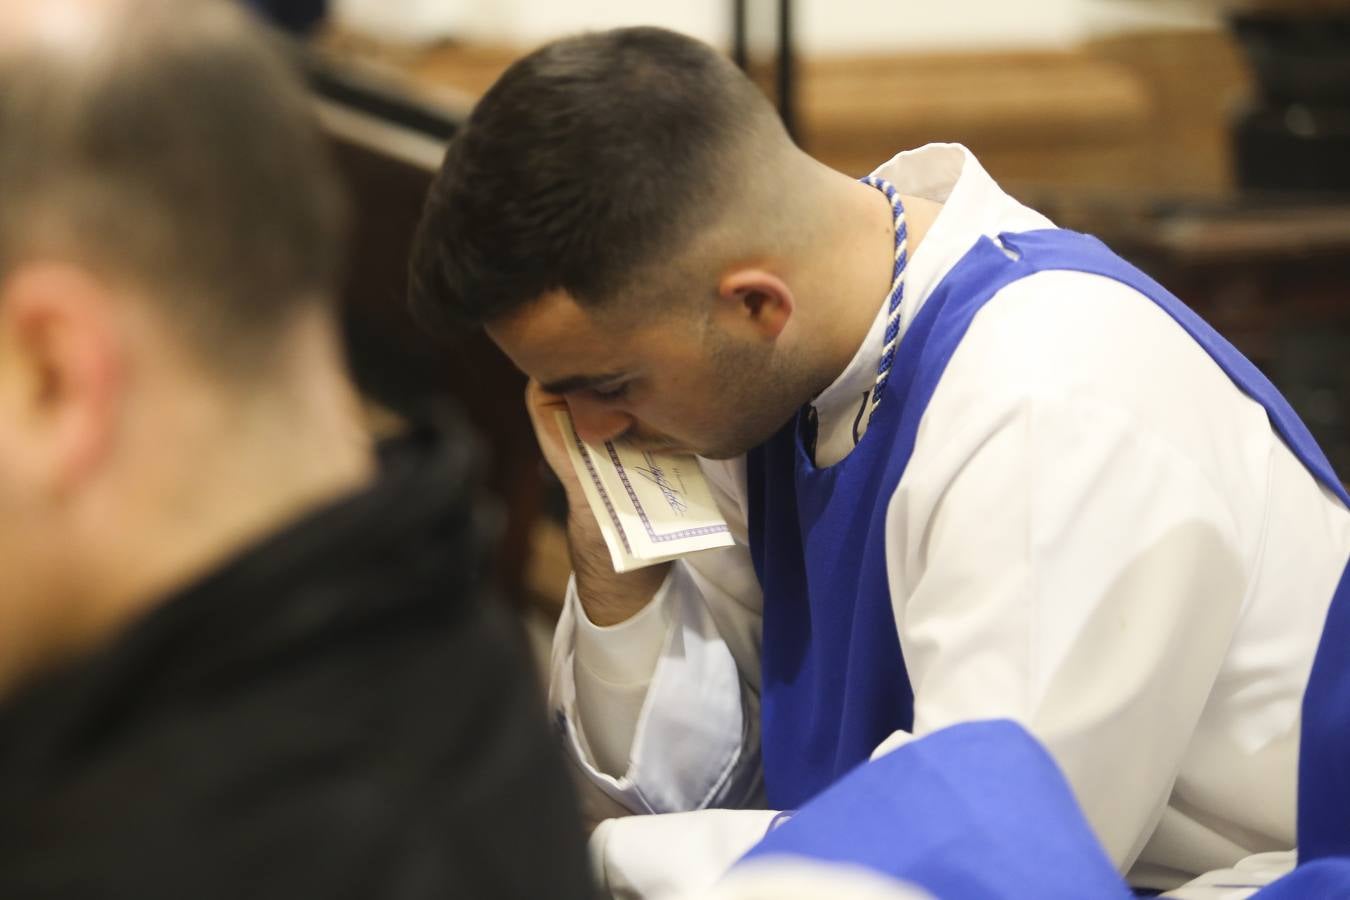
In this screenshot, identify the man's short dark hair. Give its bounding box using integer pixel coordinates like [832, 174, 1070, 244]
[0, 0, 348, 369]
[409, 27, 780, 329]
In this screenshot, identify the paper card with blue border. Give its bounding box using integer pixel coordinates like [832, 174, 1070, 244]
[556, 411, 735, 572]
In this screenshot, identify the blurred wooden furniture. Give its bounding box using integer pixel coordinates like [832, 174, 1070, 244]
[309, 63, 551, 609]
[310, 26, 1251, 195]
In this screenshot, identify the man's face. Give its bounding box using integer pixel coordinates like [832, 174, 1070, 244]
[488, 290, 790, 460]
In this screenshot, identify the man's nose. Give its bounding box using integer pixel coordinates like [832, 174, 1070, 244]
[566, 396, 633, 445]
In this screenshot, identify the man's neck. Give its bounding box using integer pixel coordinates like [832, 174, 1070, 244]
[54, 317, 375, 686]
[805, 172, 943, 395]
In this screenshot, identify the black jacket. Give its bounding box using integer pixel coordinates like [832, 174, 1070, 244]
[0, 427, 594, 899]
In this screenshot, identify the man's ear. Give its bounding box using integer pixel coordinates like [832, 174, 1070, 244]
[714, 267, 795, 341]
[0, 262, 125, 497]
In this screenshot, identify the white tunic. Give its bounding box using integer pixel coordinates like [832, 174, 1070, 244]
[548, 144, 1350, 898]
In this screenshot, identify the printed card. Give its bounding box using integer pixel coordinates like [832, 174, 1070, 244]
[555, 411, 735, 572]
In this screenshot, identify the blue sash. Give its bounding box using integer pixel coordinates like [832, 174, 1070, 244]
[740, 720, 1132, 899]
[744, 226, 1350, 891]
[1296, 561, 1350, 863]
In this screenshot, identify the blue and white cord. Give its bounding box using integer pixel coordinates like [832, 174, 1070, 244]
[860, 175, 908, 409]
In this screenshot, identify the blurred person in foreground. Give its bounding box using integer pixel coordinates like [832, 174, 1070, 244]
[409, 26, 1350, 898]
[0, 1, 592, 897]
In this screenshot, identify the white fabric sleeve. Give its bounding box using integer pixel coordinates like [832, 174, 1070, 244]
[590, 809, 778, 899]
[1161, 851, 1295, 898]
[549, 456, 766, 818]
[695, 859, 935, 900]
[888, 384, 1248, 873]
[570, 574, 678, 777]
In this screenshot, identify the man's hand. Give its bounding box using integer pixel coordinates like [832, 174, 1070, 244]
[525, 381, 669, 625]
[525, 379, 590, 507]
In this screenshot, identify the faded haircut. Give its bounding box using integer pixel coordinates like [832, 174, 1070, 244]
[408, 26, 786, 329]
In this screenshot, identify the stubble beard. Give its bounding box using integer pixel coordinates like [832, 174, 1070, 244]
[696, 336, 817, 460]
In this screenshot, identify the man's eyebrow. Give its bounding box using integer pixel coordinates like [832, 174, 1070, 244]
[540, 372, 627, 395]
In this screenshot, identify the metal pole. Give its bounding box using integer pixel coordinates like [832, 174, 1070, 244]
[732, 0, 749, 71]
[776, 0, 797, 141]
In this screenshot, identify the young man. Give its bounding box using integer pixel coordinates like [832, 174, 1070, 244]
[0, 1, 593, 897]
[409, 26, 1350, 897]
